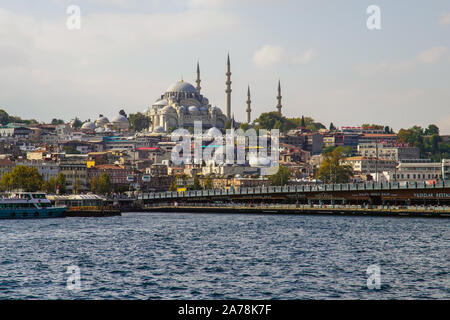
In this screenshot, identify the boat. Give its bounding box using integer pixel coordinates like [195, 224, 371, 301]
[47, 194, 121, 217]
[0, 191, 66, 219]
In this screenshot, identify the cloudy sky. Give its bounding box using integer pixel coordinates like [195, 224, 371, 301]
[0, 0, 449, 133]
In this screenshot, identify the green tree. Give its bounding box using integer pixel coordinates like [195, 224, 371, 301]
[169, 180, 177, 191]
[192, 175, 201, 190]
[98, 172, 111, 195]
[204, 175, 213, 189]
[0, 166, 43, 192]
[42, 176, 57, 194]
[317, 146, 353, 183]
[240, 123, 251, 131]
[119, 109, 127, 118]
[269, 166, 291, 186]
[128, 113, 150, 132]
[424, 124, 439, 136]
[300, 115, 306, 127]
[71, 117, 82, 129]
[74, 178, 81, 194]
[329, 122, 336, 131]
[56, 172, 66, 194]
[90, 176, 99, 193]
[224, 119, 232, 130]
[0, 109, 10, 125]
[51, 119, 65, 125]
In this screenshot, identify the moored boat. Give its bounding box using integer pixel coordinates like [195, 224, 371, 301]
[0, 191, 66, 219]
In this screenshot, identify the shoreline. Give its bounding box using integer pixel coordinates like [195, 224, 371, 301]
[129, 205, 450, 219]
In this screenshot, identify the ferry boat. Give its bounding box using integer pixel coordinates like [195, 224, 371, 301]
[0, 192, 66, 219]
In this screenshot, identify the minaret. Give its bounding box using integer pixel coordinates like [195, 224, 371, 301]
[276, 79, 282, 115]
[195, 61, 201, 93]
[246, 85, 252, 124]
[226, 53, 232, 120]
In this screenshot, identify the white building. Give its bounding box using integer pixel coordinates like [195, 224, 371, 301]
[143, 80, 227, 133]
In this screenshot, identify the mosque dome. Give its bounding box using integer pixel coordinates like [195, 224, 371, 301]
[111, 114, 129, 130]
[153, 99, 168, 107]
[95, 115, 109, 127]
[210, 106, 222, 114]
[205, 127, 221, 137]
[112, 115, 128, 123]
[81, 121, 96, 131]
[188, 106, 200, 115]
[161, 105, 176, 113]
[166, 81, 197, 93]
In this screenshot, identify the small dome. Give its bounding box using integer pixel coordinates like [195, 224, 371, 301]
[205, 127, 221, 137]
[81, 122, 96, 131]
[161, 105, 176, 113]
[188, 106, 199, 115]
[95, 116, 109, 127]
[166, 81, 197, 93]
[112, 115, 128, 123]
[153, 99, 168, 106]
[210, 106, 222, 114]
[199, 106, 208, 113]
[95, 127, 105, 133]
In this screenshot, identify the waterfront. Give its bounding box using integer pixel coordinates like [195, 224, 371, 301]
[0, 212, 448, 299]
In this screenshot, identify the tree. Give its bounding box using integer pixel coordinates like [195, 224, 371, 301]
[240, 123, 251, 131]
[71, 117, 82, 129]
[0, 109, 10, 125]
[424, 124, 439, 136]
[204, 175, 213, 189]
[119, 109, 127, 118]
[74, 178, 81, 194]
[128, 113, 150, 132]
[329, 122, 336, 131]
[98, 172, 111, 195]
[317, 146, 353, 183]
[0, 166, 43, 192]
[90, 176, 99, 193]
[42, 176, 57, 194]
[224, 119, 232, 130]
[169, 180, 177, 191]
[254, 112, 297, 132]
[192, 175, 201, 190]
[269, 166, 291, 186]
[51, 119, 65, 125]
[300, 115, 306, 127]
[56, 172, 66, 194]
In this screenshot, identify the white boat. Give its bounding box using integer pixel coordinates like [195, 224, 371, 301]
[0, 191, 66, 219]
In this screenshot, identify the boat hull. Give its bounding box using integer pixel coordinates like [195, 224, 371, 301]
[0, 207, 66, 219]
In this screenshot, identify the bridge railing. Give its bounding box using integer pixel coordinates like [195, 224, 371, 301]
[137, 180, 450, 200]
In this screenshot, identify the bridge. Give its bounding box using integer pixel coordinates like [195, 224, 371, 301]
[137, 181, 450, 207]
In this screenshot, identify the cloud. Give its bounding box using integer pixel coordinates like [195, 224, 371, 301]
[292, 49, 316, 64]
[252, 46, 316, 68]
[356, 46, 448, 76]
[0, 7, 240, 121]
[439, 12, 450, 25]
[252, 45, 285, 68]
[418, 46, 447, 63]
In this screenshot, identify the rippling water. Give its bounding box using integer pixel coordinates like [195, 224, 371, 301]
[0, 212, 448, 299]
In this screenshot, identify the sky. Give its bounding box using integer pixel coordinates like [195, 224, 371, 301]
[0, 0, 449, 133]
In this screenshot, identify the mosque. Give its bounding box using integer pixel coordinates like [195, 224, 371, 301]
[142, 54, 283, 133]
